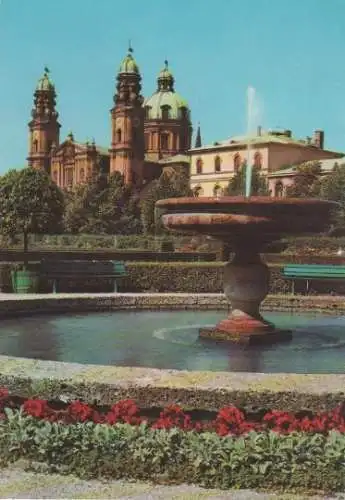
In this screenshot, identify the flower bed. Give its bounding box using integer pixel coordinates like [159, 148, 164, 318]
[2, 387, 345, 435]
[2, 388, 345, 492]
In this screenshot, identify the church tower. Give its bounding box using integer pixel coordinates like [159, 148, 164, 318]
[143, 60, 192, 161]
[27, 67, 60, 172]
[109, 46, 145, 186]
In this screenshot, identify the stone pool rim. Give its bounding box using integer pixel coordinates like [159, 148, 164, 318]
[0, 292, 345, 413]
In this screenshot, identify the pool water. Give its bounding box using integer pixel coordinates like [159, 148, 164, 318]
[0, 310, 345, 373]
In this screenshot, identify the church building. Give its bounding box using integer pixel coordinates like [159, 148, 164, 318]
[27, 47, 192, 189]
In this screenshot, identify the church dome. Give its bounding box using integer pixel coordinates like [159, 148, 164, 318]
[143, 61, 190, 120]
[118, 47, 140, 74]
[36, 67, 54, 91]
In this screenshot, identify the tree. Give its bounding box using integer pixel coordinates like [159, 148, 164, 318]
[320, 163, 345, 229]
[226, 163, 270, 196]
[141, 167, 192, 234]
[286, 161, 322, 198]
[63, 172, 142, 235]
[0, 167, 64, 265]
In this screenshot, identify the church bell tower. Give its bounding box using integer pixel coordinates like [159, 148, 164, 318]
[109, 46, 145, 186]
[27, 67, 60, 172]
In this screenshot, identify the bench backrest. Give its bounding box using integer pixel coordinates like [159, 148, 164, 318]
[283, 264, 345, 278]
[41, 260, 126, 276]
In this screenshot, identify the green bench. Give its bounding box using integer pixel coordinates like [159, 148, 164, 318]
[40, 260, 127, 293]
[282, 264, 345, 294]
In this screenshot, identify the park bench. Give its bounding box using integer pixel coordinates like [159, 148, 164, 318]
[282, 264, 345, 294]
[40, 260, 127, 293]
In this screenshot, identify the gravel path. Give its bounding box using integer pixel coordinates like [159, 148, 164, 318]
[0, 468, 345, 499]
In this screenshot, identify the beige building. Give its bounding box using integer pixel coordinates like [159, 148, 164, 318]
[268, 156, 345, 196]
[189, 127, 343, 197]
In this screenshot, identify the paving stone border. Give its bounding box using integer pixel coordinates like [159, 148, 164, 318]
[0, 292, 345, 413]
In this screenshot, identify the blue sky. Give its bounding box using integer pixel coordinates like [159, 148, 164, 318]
[1, 0, 345, 172]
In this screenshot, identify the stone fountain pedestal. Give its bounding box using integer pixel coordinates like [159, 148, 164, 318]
[199, 245, 292, 344]
[156, 196, 337, 345]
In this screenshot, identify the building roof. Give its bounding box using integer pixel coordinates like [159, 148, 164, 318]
[118, 47, 140, 75]
[54, 136, 109, 156]
[190, 129, 343, 156]
[268, 157, 345, 178]
[36, 67, 55, 91]
[158, 154, 190, 165]
[143, 61, 189, 120]
[144, 91, 189, 120]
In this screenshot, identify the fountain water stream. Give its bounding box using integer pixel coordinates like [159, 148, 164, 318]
[245, 86, 256, 197]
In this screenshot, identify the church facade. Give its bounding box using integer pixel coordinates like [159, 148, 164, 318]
[27, 48, 192, 189]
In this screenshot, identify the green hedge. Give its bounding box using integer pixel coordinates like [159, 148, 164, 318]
[1, 261, 345, 295]
[123, 262, 290, 294]
[2, 409, 345, 492]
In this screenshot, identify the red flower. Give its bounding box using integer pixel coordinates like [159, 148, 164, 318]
[111, 400, 138, 417]
[23, 399, 49, 418]
[68, 401, 93, 422]
[0, 388, 8, 400]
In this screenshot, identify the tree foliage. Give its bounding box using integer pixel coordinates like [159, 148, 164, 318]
[141, 167, 192, 234]
[63, 172, 142, 234]
[320, 163, 345, 229]
[226, 163, 270, 196]
[0, 167, 64, 255]
[286, 161, 322, 198]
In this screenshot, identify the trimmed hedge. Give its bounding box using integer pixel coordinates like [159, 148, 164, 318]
[1, 408, 345, 492]
[1, 261, 345, 294]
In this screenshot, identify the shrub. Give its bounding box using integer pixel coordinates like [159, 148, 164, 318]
[2, 390, 345, 491]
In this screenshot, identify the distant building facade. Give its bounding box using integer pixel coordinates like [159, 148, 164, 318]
[267, 156, 345, 196]
[27, 49, 192, 190]
[189, 127, 343, 197]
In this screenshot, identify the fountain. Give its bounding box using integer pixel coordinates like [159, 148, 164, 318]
[156, 196, 336, 344]
[155, 85, 338, 344]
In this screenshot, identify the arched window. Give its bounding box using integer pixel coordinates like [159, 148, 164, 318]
[233, 154, 241, 172]
[213, 184, 222, 197]
[274, 181, 284, 198]
[80, 168, 85, 182]
[116, 129, 122, 143]
[52, 170, 58, 183]
[161, 105, 171, 120]
[193, 186, 204, 197]
[214, 156, 221, 173]
[33, 139, 38, 153]
[145, 133, 150, 149]
[180, 107, 188, 119]
[196, 158, 203, 174]
[254, 152, 262, 169]
[160, 133, 169, 150]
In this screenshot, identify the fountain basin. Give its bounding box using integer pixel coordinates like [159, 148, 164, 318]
[157, 196, 337, 343]
[0, 293, 345, 413]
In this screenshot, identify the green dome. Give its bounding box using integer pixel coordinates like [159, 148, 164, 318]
[118, 47, 140, 74]
[144, 60, 189, 120]
[144, 91, 189, 120]
[36, 67, 54, 91]
[158, 60, 173, 80]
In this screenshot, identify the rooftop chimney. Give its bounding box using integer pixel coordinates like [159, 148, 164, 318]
[257, 125, 262, 136]
[313, 129, 324, 149]
[284, 129, 292, 138]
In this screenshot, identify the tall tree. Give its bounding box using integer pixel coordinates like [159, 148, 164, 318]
[63, 172, 142, 234]
[286, 161, 322, 198]
[226, 163, 270, 196]
[0, 167, 64, 264]
[141, 167, 192, 234]
[320, 162, 345, 229]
